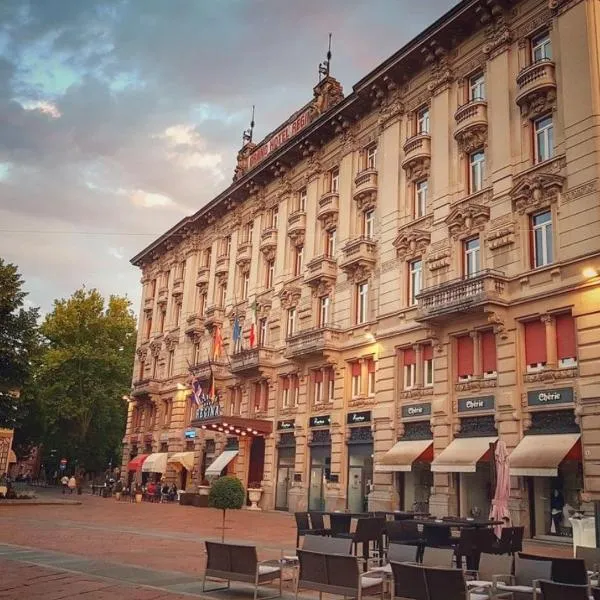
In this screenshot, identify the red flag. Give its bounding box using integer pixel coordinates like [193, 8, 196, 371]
[212, 326, 223, 361]
[249, 300, 258, 347]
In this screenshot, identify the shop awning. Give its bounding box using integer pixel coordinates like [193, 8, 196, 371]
[431, 436, 497, 473]
[167, 451, 195, 471]
[509, 433, 581, 477]
[205, 450, 239, 477]
[8, 450, 17, 464]
[141, 452, 168, 474]
[127, 453, 149, 471]
[375, 439, 433, 472]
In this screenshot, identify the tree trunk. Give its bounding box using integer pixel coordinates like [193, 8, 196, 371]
[221, 509, 226, 542]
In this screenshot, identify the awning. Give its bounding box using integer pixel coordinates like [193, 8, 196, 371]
[509, 433, 581, 477]
[431, 436, 497, 473]
[141, 452, 168, 473]
[127, 453, 149, 471]
[8, 450, 16, 464]
[190, 415, 273, 436]
[167, 451, 195, 471]
[205, 450, 239, 477]
[375, 439, 433, 472]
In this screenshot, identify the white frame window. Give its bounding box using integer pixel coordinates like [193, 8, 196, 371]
[469, 149, 485, 193]
[314, 378, 323, 405]
[259, 317, 268, 346]
[292, 375, 299, 407]
[330, 167, 340, 193]
[464, 237, 481, 278]
[224, 235, 232, 257]
[287, 307, 296, 337]
[532, 31, 552, 62]
[424, 356, 434, 387]
[327, 371, 335, 402]
[319, 296, 330, 327]
[326, 229, 336, 257]
[415, 179, 428, 219]
[469, 72, 485, 101]
[364, 209, 375, 239]
[299, 188, 307, 212]
[366, 144, 377, 170]
[367, 365, 375, 397]
[271, 207, 279, 229]
[219, 283, 227, 307]
[242, 271, 250, 299]
[534, 115, 554, 163]
[294, 245, 304, 276]
[404, 363, 416, 390]
[532, 210, 553, 268]
[417, 106, 430, 134]
[409, 259, 423, 306]
[351, 370, 361, 399]
[357, 282, 368, 325]
[266, 259, 275, 288]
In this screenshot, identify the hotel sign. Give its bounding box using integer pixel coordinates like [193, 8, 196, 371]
[458, 396, 495, 413]
[247, 109, 313, 170]
[195, 402, 221, 421]
[277, 420, 295, 431]
[347, 411, 371, 425]
[309, 415, 331, 428]
[528, 387, 574, 407]
[401, 403, 432, 419]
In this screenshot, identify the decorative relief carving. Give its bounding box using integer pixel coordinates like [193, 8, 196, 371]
[455, 124, 488, 154]
[304, 153, 322, 184]
[523, 366, 578, 383]
[487, 312, 508, 339]
[309, 76, 344, 119]
[344, 263, 374, 284]
[404, 157, 431, 183]
[136, 346, 149, 361]
[426, 248, 451, 272]
[278, 285, 302, 309]
[486, 222, 516, 250]
[423, 42, 454, 95]
[405, 91, 431, 114]
[549, 0, 584, 16]
[399, 387, 434, 400]
[477, 2, 513, 58]
[150, 340, 162, 358]
[288, 230, 305, 248]
[164, 335, 179, 351]
[516, 9, 552, 41]
[509, 171, 565, 214]
[454, 54, 487, 80]
[311, 280, 334, 298]
[393, 223, 432, 260]
[455, 377, 497, 393]
[377, 90, 404, 132]
[445, 203, 490, 239]
[563, 179, 598, 203]
[519, 88, 557, 120]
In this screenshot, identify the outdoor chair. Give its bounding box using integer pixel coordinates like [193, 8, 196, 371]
[294, 512, 319, 548]
[301, 535, 352, 554]
[330, 512, 352, 536]
[423, 565, 490, 600]
[337, 517, 385, 568]
[539, 579, 590, 600]
[423, 522, 453, 549]
[494, 553, 552, 598]
[576, 546, 600, 583]
[295, 549, 384, 599]
[389, 561, 428, 600]
[385, 520, 423, 546]
[465, 552, 513, 594]
[371, 543, 418, 577]
[203, 541, 282, 600]
[510, 526, 524, 554]
[453, 527, 481, 570]
[550, 557, 588, 586]
[308, 511, 331, 537]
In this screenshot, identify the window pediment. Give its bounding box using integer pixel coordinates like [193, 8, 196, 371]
[509, 172, 565, 214]
[278, 285, 302, 309]
[445, 202, 490, 239]
[393, 225, 432, 259]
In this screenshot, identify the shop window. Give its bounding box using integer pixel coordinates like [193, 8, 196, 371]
[481, 330, 497, 378]
[403, 348, 416, 389]
[416, 106, 430, 134]
[351, 362, 362, 398]
[531, 210, 553, 268]
[423, 344, 434, 387]
[457, 335, 474, 381]
[313, 370, 323, 405]
[534, 115, 554, 164]
[356, 282, 369, 324]
[185, 440, 195, 451]
[524, 320, 547, 371]
[415, 179, 428, 219]
[367, 359, 375, 396]
[531, 31, 552, 63]
[469, 149, 485, 194]
[408, 258, 422, 306]
[556, 313, 577, 368]
[160, 442, 168, 452]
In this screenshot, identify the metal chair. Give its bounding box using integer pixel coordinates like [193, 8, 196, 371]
[389, 561, 428, 600]
[308, 511, 332, 536]
[540, 579, 590, 600]
[421, 547, 456, 568]
[494, 553, 552, 598]
[294, 512, 312, 549]
[424, 565, 489, 600]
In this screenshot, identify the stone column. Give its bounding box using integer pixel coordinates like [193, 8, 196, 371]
[415, 344, 424, 389]
[542, 314, 557, 369]
[471, 330, 482, 378]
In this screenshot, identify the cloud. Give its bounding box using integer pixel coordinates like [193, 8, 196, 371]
[20, 99, 62, 118]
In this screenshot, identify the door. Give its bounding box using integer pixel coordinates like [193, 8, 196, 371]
[275, 465, 292, 511]
[179, 468, 188, 491]
[347, 465, 366, 513]
[309, 465, 325, 511]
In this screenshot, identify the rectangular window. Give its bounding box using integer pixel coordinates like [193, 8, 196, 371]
[294, 246, 304, 277]
[291, 374, 299, 407]
[198, 291, 207, 316]
[367, 359, 376, 396]
[138, 359, 145, 380]
[364, 209, 375, 239]
[253, 382, 262, 413]
[351, 362, 362, 398]
[464, 237, 481, 278]
[167, 350, 175, 377]
[532, 210, 553, 268]
[204, 247, 212, 267]
[532, 31, 552, 62]
[556, 313, 577, 367]
[180, 260, 186, 280]
[287, 308, 296, 337]
[469, 72, 485, 101]
[357, 282, 368, 324]
[409, 259, 422, 306]
[524, 320, 547, 370]
[174, 302, 182, 327]
[469, 149, 485, 193]
[223, 235, 232, 257]
[242, 271, 250, 299]
[403, 348, 416, 389]
[218, 284, 227, 307]
[534, 115, 554, 163]
[326, 367, 335, 401]
[281, 377, 290, 408]
[193, 342, 201, 365]
[271, 206, 279, 229]
[265, 259, 275, 288]
[145, 314, 152, 339]
[366, 144, 377, 170]
[423, 344, 434, 387]
[313, 370, 323, 404]
[417, 106, 430, 134]
[326, 229, 336, 257]
[299, 188, 307, 212]
[415, 179, 428, 218]
[481, 330, 497, 377]
[330, 167, 340, 193]
[319, 296, 330, 327]
[159, 309, 166, 333]
[259, 317, 268, 346]
[457, 335, 474, 380]
[150, 279, 157, 297]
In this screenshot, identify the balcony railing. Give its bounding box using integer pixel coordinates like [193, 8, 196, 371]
[305, 255, 337, 285]
[157, 286, 168, 304]
[196, 265, 210, 286]
[340, 236, 377, 271]
[415, 269, 507, 322]
[230, 346, 275, 374]
[516, 59, 556, 111]
[236, 241, 252, 266]
[284, 326, 343, 360]
[402, 133, 431, 167]
[131, 378, 160, 397]
[317, 191, 339, 226]
[189, 360, 229, 381]
[185, 314, 205, 337]
[454, 99, 487, 141]
[260, 228, 278, 254]
[353, 169, 378, 205]
[215, 254, 230, 278]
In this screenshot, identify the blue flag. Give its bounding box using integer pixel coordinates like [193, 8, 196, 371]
[232, 316, 242, 344]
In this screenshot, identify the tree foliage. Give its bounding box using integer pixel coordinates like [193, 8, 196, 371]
[208, 476, 246, 542]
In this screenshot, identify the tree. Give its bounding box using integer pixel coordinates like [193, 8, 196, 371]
[208, 476, 246, 541]
[38, 288, 136, 473]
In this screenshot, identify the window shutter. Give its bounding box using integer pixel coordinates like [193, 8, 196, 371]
[422, 344, 433, 361]
[282, 377, 290, 391]
[314, 370, 323, 383]
[457, 335, 474, 377]
[368, 359, 376, 373]
[403, 348, 416, 365]
[481, 330, 497, 373]
[351, 362, 362, 377]
[556, 313, 577, 360]
[525, 320, 547, 364]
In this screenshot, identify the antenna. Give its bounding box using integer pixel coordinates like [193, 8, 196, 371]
[318, 33, 332, 81]
[242, 105, 255, 145]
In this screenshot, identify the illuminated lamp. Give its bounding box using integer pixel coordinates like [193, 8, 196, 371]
[252, 430, 258, 435]
[241, 431, 247, 436]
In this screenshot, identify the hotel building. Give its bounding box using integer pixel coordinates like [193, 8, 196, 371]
[123, 0, 600, 539]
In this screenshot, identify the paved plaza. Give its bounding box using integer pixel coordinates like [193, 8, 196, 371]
[0, 488, 571, 599]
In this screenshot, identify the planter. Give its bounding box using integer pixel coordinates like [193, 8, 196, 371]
[198, 485, 211, 496]
[135, 493, 142, 504]
[247, 488, 263, 511]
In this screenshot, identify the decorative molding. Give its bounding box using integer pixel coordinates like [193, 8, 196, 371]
[455, 377, 497, 393]
[486, 222, 516, 251]
[455, 124, 488, 154]
[150, 340, 162, 357]
[519, 88, 557, 120]
[136, 346, 149, 361]
[516, 8, 552, 41]
[548, 0, 583, 17]
[393, 220, 433, 260]
[454, 54, 487, 80]
[479, 3, 513, 58]
[278, 285, 302, 310]
[405, 91, 431, 114]
[445, 202, 490, 240]
[509, 171, 565, 214]
[404, 156, 431, 183]
[488, 311, 508, 339]
[399, 387, 434, 400]
[563, 179, 598, 203]
[377, 90, 404, 132]
[523, 366, 578, 384]
[426, 248, 451, 272]
[310, 280, 334, 299]
[164, 335, 179, 351]
[344, 263, 374, 285]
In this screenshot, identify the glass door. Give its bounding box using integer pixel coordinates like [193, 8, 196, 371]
[309, 465, 325, 511]
[347, 466, 365, 513]
[275, 466, 292, 510]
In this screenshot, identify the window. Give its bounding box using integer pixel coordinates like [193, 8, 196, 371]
[326, 229, 336, 257]
[294, 245, 304, 277]
[326, 367, 335, 401]
[144, 313, 152, 339]
[417, 106, 430, 134]
[534, 115, 554, 163]
[319, 296, 330, 327]
[313, 370, 323, 404]
[258, 317, 268, 346]
[481, 330, 497, 378]
[532, 31, 551, 62]
[351, 362, 362, 398]
[180, 260, 186, 280]
[330, 167, 340, 193]
[203, 247, 212, 267]
[138, 358, 145, 380]
[218, 283, 227, 307]
[469, 149, 485, 193]
[174, 302, 182, 327]
[270, 206, 279, 229]
[193, 342, 201, 365]
[281, 377, 290, 408]
[524, 320, 547, 371]
[163, 399, 171, 427]
[367, 359, 375, 396]
[457, 335, 474, 381]
[150, 279, 157, 297]
[363, 209, 375, 239]
[469, 72, 485, 101]
[291, 374, 299, 407]
[556, 313, 578, 368]
[265, 259, 275, 288]
[409, 259, 422, 306]
[167, 351, 175, 377]
[223, 235, 232, 257]
[242, 222, 253, 243]
[198, 290, 207, 315]
[299, 188, 307, 212]
[241, 271, 250, 299]
[423, 345, 434, 387]
[403, 349, 416, 389]
[356, 282, 368, 324]
[287, 308, 296, 337]
[366, 144, 377, 170]
[159, 308, 166, 333]
[253, 382, 262, 413]
[152, 356, 158, 379]
[415, 179, 428, 218]
[464, 237, 481, 278]
[532, 210, 553, 268]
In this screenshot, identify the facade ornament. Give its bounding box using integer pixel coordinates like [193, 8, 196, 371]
[455, 124, 488, 154]
[423, 42, 453, 95]
[487, 312, 508, 340]
[476, 1, 513, 58]
[310, 280, 334, 298]
[150, 340, 162, 358]
[189, 330, 204, 344]
[519, 88, 557, 120]
[288, 230, 305, 248]
[426, 247, 451, 272]
[355, 191, 377, 213]
[309, 76, 344, 118]
[404, 156, 431, 183]
[393, 225, 432, 259]
[136, 346, 149, 361]
[509, 172, 565, 214]
[305, 153, 323, 184]
[164, 334, 179, 351]
[549, 0, 582, 16]
[343, 263, 373, 284]
[445, 202, 490, 239]
[278, 285, 302, 309]
[377, 90, 404, 132]
[486, 222, 516, 251]
[261, 247, 276, 262]
[216, 271, 228, 286]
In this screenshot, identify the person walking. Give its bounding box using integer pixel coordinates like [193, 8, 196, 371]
[61, 474, 69, 494]
[67, 475, 76, 495]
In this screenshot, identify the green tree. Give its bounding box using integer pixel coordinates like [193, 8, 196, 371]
[38, 288, 136, 473]
[208, 476, 246, 541]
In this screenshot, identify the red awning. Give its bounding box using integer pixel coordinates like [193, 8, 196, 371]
[127, 454, 149, 471]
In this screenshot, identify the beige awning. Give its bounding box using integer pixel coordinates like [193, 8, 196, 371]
[205, 450, 238, 477]
[431, 436, 497, 473]
[141, 452, 168, 473]
[375, 439, 433, 473]
[8, 450, 16, 464]
[167, 451, 195, 471]
[509, 433, 581, 477]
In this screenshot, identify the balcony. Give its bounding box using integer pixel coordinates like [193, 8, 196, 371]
[131, 378, 160, 397]
[172, 277, 184, 297]
[230, 347, 276, 375]
[236, 241, 252, 267]
[284, 326, 343, 360]
[317, 191, 339, 230]
[353, 169, 378, 210]
[305, 255, 337, 287]
[260, 228, 278, 258]
[415, 269, 508, 323]
[516, 60, 556, 117]
[287, 210, 306, 244]
[189, 359, 229, 381]
[339, 237, 377, 274]
[204, 305, 225, 329]
[215, 254, 230, 279]
[144, 296, 154, 311]
[454, 100, 488, 153]
[157, 286, 168, 304]
[196, 265, 210, 287]
[401, 133, 431, 181]
[185, 314, 205, 338]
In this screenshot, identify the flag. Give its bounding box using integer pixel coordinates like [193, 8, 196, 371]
[249, 300, 258, 347]
[191, 377, 202, 407]
[232, 315, 242, 346]
[212, 325, 223, 361]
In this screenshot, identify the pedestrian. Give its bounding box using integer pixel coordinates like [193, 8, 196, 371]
[61, 474, 69, 494]
[68, 475, 76, 494]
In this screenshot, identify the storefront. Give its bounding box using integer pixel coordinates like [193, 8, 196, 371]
[308, 415, 331, 511]
[206, 437, 239, 478]
[275, 420, 296, 511]
[346, 411, 373, 513]
[167, 450, 195, 490]
[141, 452, 168, 481]
[432, 396, 497, 518]
[509, 387, 582, 538]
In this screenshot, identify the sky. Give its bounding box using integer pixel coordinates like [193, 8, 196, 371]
[0, 0, 457, 318]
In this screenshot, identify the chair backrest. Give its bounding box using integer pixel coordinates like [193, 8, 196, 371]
[510, 526, 524, 552]
[387, 520, 421, 543]
[551, 558, 588, 586]
[423, 566, 468, 600]
[576, 546, 600, 573]
[205, 541, 257, 575]
[455, 527, 479, 556]
[205, 541, 231, 572]
[309, 511, 325, 530]
[421, 547, 455, 568]
[477, 527, 500, 554]
[354, 517, 380, 542]
[514, 554, 552, 587]
[477, 552, 513, 582]
[297, 549, 328, 585]
[303, 535, 352, 555]
[540, 579, 590, 600]
[592, 587, 600, 600]
[423, 523, 452, 547]
[330, 513, 351, 535]
[390, 561, 428, 600]
[388, 543, 418, 564]
[295, 512, 310, 530]
[326, 553, 361, 594]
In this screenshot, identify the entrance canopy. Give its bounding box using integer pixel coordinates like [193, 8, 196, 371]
[205, 450, 239, 477]
[190, 415, 273, 437]
[375, 439, 433, 472]
[142, 452, 168, 474]
[167, 452, 195, 472]
[509, 433, 581, 477]
[431, 436, 497, 473]
[127, 454, 149, 471]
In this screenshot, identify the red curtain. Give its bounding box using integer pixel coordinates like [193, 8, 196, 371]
[422, 344, 433, 361]
[368, 359, 376, 373]
[556, 313, 577, 360]
[351, 362, 361, 377]
[525, 320, 547, 364]
[457, 335, 474, 377]
[481, 330, 497, 373]
[314, 370, 323, 383]
[282, 377, 289, 390]
[403, 348, 416, 365]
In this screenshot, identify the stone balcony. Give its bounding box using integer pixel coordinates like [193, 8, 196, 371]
[236, 241, 252, 267]
[215, 254, 230, 278]
[204, 305, 225, 330]
[185, 314, 205, 337]
[317, 191, 339, 230]
[288, 209, 306, 238]
[284, 326, 343, 360]
[353, 169, 378, 210]
[131, 378, 160, 397]
[172, 277, 184, 297]
[415, 269, 508, 323]
[401, 133, 431, 180]
[230, 346, 276, 375]
[260, 227, 278, 257]
[339, 237, 377, 274]
[189, 359, 229, 381]
[454, 100, 487, 151]
[196, 266, 210, 287]
[516, 60, 556, 117]
[305, 255, 337, 287]
[144, 296, 154, 311]
[157, 286, 168, 304]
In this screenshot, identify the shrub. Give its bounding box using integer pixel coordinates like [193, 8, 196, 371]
[208, 476, 245, 541]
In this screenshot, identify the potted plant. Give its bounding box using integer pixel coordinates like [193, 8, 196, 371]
[198, 478, 211, 495]
[134, 483, 143, 504]
[247, 481, 263, 511]
[208, 476, 245, 542]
